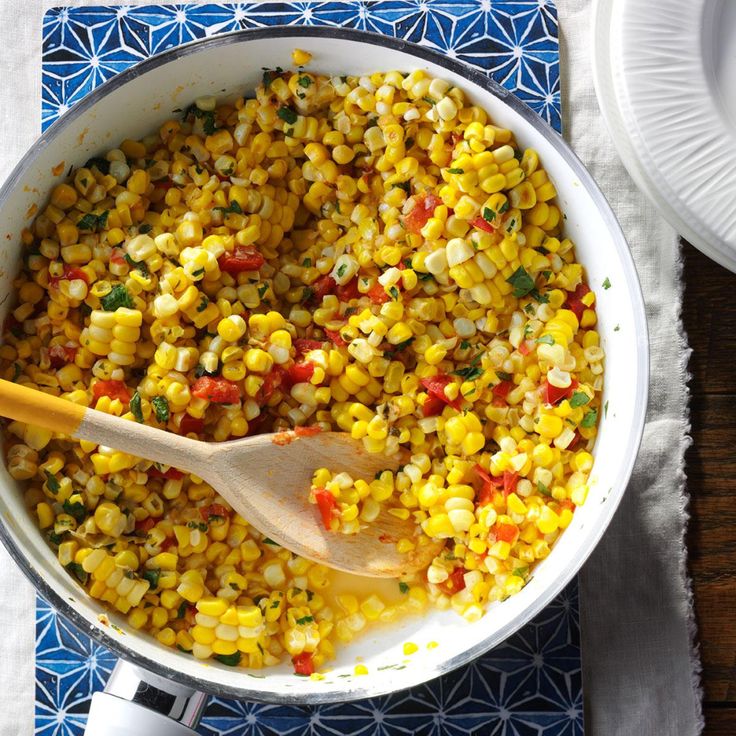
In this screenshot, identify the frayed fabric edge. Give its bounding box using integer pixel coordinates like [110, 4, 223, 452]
[673, 237, 704, 734]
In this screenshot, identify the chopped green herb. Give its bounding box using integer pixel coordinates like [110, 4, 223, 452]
[296, 615, 314, 625]
[44, 470, 60, 493]
[215, 652, 242, 667]
[422, 96, 436, 105]
[541, 270, 552, 281]
[452, 352, 483, 381]
[536, 335, 555, 346]
[215, 200, 243, 215]
[447, 167, 464, 174]
[604, 400, 609, 417]
[177, 601, 188, 619]
[176, 645, 193, 654]
[506, 266, 537, 298]
[399, 582, 410, 594]
[581, 409, 598, 428]
[11, 363, 21, 382]
[65, 562, 88, 585]
[300, 286, 314, 304]
[142, 568, 161, 589]
[129, 391, 143, 423]
[302, 258, 312, 267]
[537, 481, 551, 497]
[388, 286, 400, 301]
[298, 75, 312, 88]
[139, 223, 153, 234]
[62, 499, 87, 523]
[336, 263, 347, 278]
[392, 180, 411, 194]
[187, 521, 208, 531]
[602, 277, 611, 290]
[196, 296, 209, 313]
[277, 106, 298, 125]
[48, 531, 66, 546]
[460, 340, 471, 350]
[151, 395, 169, 424]
[100, 283, 134, 311]
[569, 391, 590, 408]
[270, 599, 281, 609]
[614, 324, 620, 332]
[405, 137, 414, 148]
[482, 207, 496, 222]
[85, 157, 110, 175]
[257, 284, 269, 299]
[262, 67, 283, 89]
[77, 210, 109, 232]
[124, 253, 149, 276]
[262, 538, 279, 545]
[496, 371, 512, 381]
[393, 337, 414, 352]
[418, 271, 434, 281]
[511, 566, 528, 578]
[499, 201, 510, 214]
[192, 267, 205, 277]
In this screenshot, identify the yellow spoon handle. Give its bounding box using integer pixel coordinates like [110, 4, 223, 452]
[0, 378, 85, 435]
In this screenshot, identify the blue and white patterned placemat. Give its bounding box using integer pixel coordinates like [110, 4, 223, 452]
[37, 3, 575, 735]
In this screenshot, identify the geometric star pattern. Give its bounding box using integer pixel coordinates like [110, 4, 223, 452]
[38, 3, 571, 734]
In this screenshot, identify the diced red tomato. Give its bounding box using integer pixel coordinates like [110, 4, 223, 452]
[135, 517, 155, 534]
[543, 378, 578, 405]
[564, 283, 591, 322]
[49, 265, 90, 287]
[285, 362, 315, 386]
[48, 344, 77, 369]
[502, 471, 519, 496]
[567, 431, 582, 451]
[292, 652, 315, 676]
[313, 488, 338, 531]
[293, 338, 324, 355]
[110, 249, 127, 267]
[494, 522, 519, 544]
[92, 380, 130, 404]
[420, 374, 462, 411]
[217, 246, 265, 274]
[474, 464, 518, 504]
[191, 376, 241, 404]
[336, 277, 360, 301]
[311, 275, 336, 303]
[492, 380, 514, 403]
[404, 193, 441, 234]
[199, 503, 231, 522]
[422, 393, 446, 417]
[324, 328, 347, 347]
[437, 567, 466, 596]
[257, 365, 286, 405]
[367, 283, 390, 304]
[148, 466, 185, 480]
[470, 215, 494, 233]
[179, 414, 204, 436]
[160, 536, 176, 552]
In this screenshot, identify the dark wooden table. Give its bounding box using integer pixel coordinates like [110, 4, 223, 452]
[683, 242, 736, 734]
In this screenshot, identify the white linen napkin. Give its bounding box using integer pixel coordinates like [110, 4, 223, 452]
[558, 1, 703, 734]
[0, 1, 703, 734]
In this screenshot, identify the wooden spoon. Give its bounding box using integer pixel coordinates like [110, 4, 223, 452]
[0, 379, 442, 576]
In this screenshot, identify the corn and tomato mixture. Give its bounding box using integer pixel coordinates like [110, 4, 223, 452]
[1, 58, 603, 677]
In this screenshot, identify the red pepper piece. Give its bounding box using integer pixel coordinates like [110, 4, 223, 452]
[311, 275, 336, 303]
[293, 338, 324, 355]
[148, 467, 185, 480]
[292, 652, 315, 676]
[191, 376, 241, 404]
[324, 328, 347, 347]
[420, 374, 462, 411]
[336, 277, 360, 301]
[313, 488, 338, 531]
[564, 283, 590, 322]
[367, 283, 391, 304]
[543, 378, 578, 405]
[48, 344, 77, 369]
[421, 393, 446, 417]
[217, 246, 265, 274]
[179, 414, 204, 436]
[257, 366, 286, 406]
[49, 265, 90, 287]
[494, 522, 519, 544]
[437, 567, 466, 596]
[404, 193, 441, 234]
[285, 362, 315, 387]
[135, 517, 155, 534]
[199, 503, 231, 522]
[92, 380, 130, 404]
[491, 380, 514, 404]
[470, 215, 494, 233]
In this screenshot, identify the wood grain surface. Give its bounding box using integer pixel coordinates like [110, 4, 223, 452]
[682, 241, 736, 732]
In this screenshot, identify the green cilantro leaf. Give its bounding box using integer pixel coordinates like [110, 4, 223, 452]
[581, 409, 598, 428]
[152, 396, 169, 424]
[65, 562, 89, 585]
[100, 284, 134, 311]
[196, 296, 209, 313]
[569, 391, 590, 408]
[482, 207, 496, 222]
[388, 286, 400, 301]
[44, 470, 60, 493]
[295, 615, 314, 625]
[336, 264, 347, 278]
[496, 371, 512, 381]
[602, 277, 611, 290]
[130, 391, 144, 423]
[298, 75, 312, 88]
[84, 157, 110, 175]
[392, 180, 411, 194]
[506, 266, 537, 298]
[62, 499, 87, 523]
[447, 168, 464, 174]
[77, 210, 109, 232]
[399, 582, 410, 594]
[537, 481, 551, 497]
[535, 335, 555, 346]
[215, 200, 243, 215]
[177, 601, 188, 619]
[142, 569, 161, 589]
[215, 652, 242, 666]
[277, 106, 298, 125]
[124, 253, 149, 276]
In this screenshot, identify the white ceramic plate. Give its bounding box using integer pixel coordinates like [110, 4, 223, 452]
[593, 0, 736, 271]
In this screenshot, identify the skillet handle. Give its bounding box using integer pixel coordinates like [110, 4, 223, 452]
[84, 660, 207, 736]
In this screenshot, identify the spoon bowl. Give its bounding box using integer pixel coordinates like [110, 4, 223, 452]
[0, 379, 441, 576]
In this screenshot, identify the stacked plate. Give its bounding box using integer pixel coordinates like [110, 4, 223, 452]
[593, 0, 736, 271]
